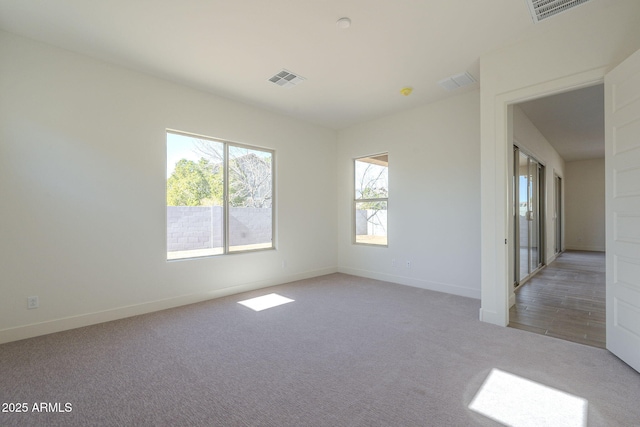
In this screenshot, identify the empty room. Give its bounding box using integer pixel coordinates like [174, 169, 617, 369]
[1, 1, 640, 426]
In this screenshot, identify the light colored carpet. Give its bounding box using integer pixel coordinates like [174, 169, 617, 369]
[1, 273, 638, 426]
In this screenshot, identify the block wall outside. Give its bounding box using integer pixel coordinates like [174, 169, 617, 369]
[167, 206, 272, 251]
[355, 209, 387, 236]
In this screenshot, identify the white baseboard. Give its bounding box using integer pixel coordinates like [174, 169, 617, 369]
[0, 267, 337, 345]
[479, 307, 507, 327]
[337, 266, 480, 300]
[565, 245, 605, 252]
[509, 293, 516, 308]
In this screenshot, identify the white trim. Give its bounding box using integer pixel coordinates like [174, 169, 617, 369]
[338, 266, 480, 300]
[0, 267, 337, 344]
[479, 308, 502, 324]
[565, 245, 605, 252]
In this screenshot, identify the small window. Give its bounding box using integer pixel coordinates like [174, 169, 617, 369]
[167, 131, 274, 260]
[354, 153, 388, 246]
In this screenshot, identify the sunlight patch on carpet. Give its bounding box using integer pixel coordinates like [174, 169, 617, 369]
[469, 368, 587, 427]
[238, 293, 294, 311]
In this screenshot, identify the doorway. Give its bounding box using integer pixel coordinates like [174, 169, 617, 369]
[507, 85, 606, 348]
[481, 48, 640, 372]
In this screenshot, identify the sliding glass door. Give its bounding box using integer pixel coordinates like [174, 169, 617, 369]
[514, 146, 545, 286]
[554, 175, 562, 255]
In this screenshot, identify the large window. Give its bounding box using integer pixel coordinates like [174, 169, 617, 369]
[166, 131, 274, 260]
[354, 153, 388, 246]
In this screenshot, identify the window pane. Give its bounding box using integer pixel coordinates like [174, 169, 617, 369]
[228, 145, 273, 252]
[355, 154, 388, 200]
[355, 153, 388, 246]
[166, 133, 224, 260]
[166, 131, 275, 259]
[355, 201, 387, 245]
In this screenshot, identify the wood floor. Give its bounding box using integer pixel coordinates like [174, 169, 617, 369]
[508, 250, 606, 348]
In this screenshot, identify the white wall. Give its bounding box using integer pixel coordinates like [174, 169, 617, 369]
[511, 105, 566, 266]
[0, 31, 338, 343]
[480, 0, 640, 326]
[337, 90, 481, 299]
[564, 158, 605, 251]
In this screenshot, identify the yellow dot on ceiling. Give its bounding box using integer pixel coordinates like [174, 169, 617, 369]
[400, 87, 413, 96]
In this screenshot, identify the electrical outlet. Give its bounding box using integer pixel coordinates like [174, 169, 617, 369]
[406, 260, 411, 269]
[281, 260, 287, 269]
[27, 296, 39, 309]
[391, 259, 396, 267]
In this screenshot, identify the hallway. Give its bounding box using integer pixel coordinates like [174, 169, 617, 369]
[509, 251, 606, 348]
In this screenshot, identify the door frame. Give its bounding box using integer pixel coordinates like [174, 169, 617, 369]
[480, 66, 607, 327]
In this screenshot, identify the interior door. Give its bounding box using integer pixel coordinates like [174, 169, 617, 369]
[605, 48, 640, 373]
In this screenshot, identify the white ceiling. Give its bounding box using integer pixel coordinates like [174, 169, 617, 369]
[0, 0, 627, 131]
[518, 85, 604, 162]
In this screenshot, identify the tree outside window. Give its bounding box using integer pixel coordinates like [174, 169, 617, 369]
[354, 154, 388, 245]
[166, 131, 274, 259]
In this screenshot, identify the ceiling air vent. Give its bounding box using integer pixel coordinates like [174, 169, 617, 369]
[437, 72, 476, 92]
[525, 0, 592, 23]
[268, 69, 305, 88]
